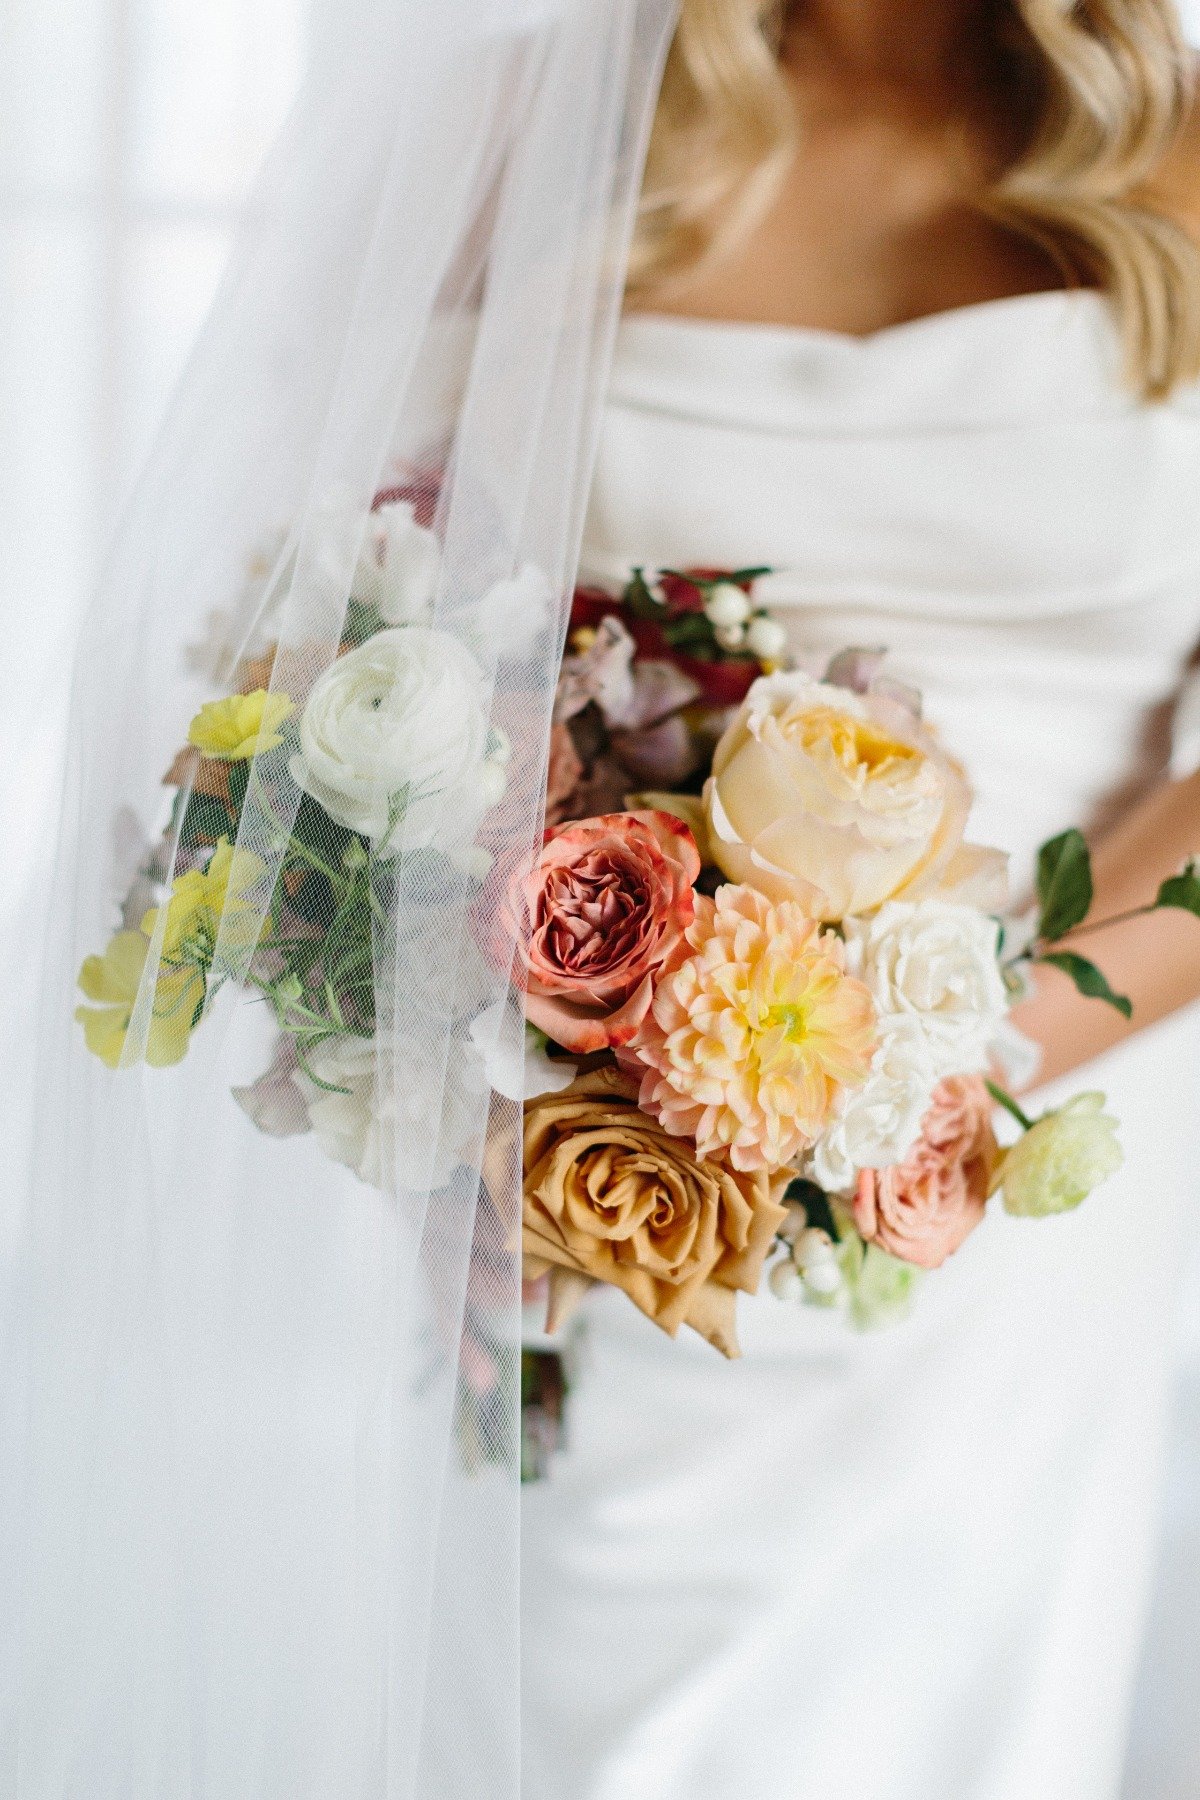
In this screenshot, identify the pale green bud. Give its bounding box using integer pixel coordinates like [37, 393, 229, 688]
[999, 1091, 1123, 1218]
[838, 1232, 920, 1330]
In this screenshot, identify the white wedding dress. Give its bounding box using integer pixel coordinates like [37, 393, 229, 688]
[520, 291, 1200, 1800]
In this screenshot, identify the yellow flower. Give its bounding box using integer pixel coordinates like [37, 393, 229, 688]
[75, 930, 203, 1068]
[628, 884, 877, 1172]
[142, 839, 266, 964]
[187, 689, 294, 761]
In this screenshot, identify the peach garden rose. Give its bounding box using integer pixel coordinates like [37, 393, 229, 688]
[509, 809, 701, 1054]
[852, 1074, 999, 1269]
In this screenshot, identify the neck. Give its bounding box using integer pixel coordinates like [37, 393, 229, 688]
[785, 0, 997, 89]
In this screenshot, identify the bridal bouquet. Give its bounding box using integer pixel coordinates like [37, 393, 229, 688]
[77, 519, 1200, 1370]
[512, 568, 1198, 1353]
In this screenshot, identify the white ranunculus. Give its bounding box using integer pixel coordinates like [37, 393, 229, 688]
[843, 899, 1009, 1077]
[290, 626, 501, 849]
[809, 1014, 941, 1193]
[294, 1032, 483, 1190]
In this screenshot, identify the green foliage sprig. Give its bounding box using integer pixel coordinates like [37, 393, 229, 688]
[1007, 829, 1200, 1018]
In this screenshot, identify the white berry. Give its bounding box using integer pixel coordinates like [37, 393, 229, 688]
[746, 614, 787, 661]
[704, 582, 752, 628]
[769, 1258, 806, 1303]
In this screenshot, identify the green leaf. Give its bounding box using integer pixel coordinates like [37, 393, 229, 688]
[291, 795, 354, 863]
[1037, 950, 1132, 1019]
[661, 613, 718, 653]
[1154, 859, 1200, 918]
[623, 567, 666, 620]
[783, 1176, 840, 1242]
[284, 869, 335, 924]
[227, 759, 250, 817]
[179, 792, 233, 849]
[1036, 829, 1093, 941]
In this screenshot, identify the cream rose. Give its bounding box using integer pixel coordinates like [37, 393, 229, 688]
[704, 672, 1008, 919]
[365, 499, 443, 624]
[843, 899, 1009, 1076]
[290, 626, 502, 849]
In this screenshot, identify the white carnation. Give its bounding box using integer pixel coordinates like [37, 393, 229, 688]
[809, 1014, 941, 1194]
[310, 495, 442, 626]
[467, 563, 552, 656]
[290, 625, 503, 850]
[364, 500, 443, 625]
[295, 1032, 484, 1190]
[843, 899, 1007, 1077]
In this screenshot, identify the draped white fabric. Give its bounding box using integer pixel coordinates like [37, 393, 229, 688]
[0, 3, 677, 1794]
[528, 293, 1200, 1800]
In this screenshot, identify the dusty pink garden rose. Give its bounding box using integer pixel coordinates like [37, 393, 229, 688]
[853, 1074, 998, 1269]
[511, 809, 701, 1053]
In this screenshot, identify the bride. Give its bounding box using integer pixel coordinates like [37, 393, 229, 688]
[522, 2, 1200, 1797]
[6, 2, 1200, 1797]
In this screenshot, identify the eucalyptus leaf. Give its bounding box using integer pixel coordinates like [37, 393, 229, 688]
[1154, 859, 1200, 918]
[1037, 950, 1132, 1019]
[1036, 828, 1093, 941]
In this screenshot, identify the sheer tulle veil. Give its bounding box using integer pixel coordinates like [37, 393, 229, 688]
[0, 2, 679, 1793]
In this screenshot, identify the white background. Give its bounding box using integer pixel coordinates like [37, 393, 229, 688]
[1, 2, 1198, 1791]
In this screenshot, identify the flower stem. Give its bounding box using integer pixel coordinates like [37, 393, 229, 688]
[284, 837, 347, 891]
[986, 1079, 1034, 1133]
[1037, 901, 1155, 949]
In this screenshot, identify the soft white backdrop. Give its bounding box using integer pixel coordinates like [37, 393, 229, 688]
[0, 2, 1197, 1792]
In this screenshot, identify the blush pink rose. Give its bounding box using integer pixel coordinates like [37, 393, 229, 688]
[511, 810, 700, 1054]
[852, 1075, 998, 1270]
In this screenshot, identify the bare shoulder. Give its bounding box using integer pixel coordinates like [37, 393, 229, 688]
[1144, 56, 1200, 237]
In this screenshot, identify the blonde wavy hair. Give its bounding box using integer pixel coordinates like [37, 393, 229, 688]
[630, 0, 1200, 399]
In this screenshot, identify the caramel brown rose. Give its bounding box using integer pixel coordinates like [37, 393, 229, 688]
[522, 1067, 788, 1357]
[853, 1074, 999, 1269]
[509, 809, 700, 1054]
